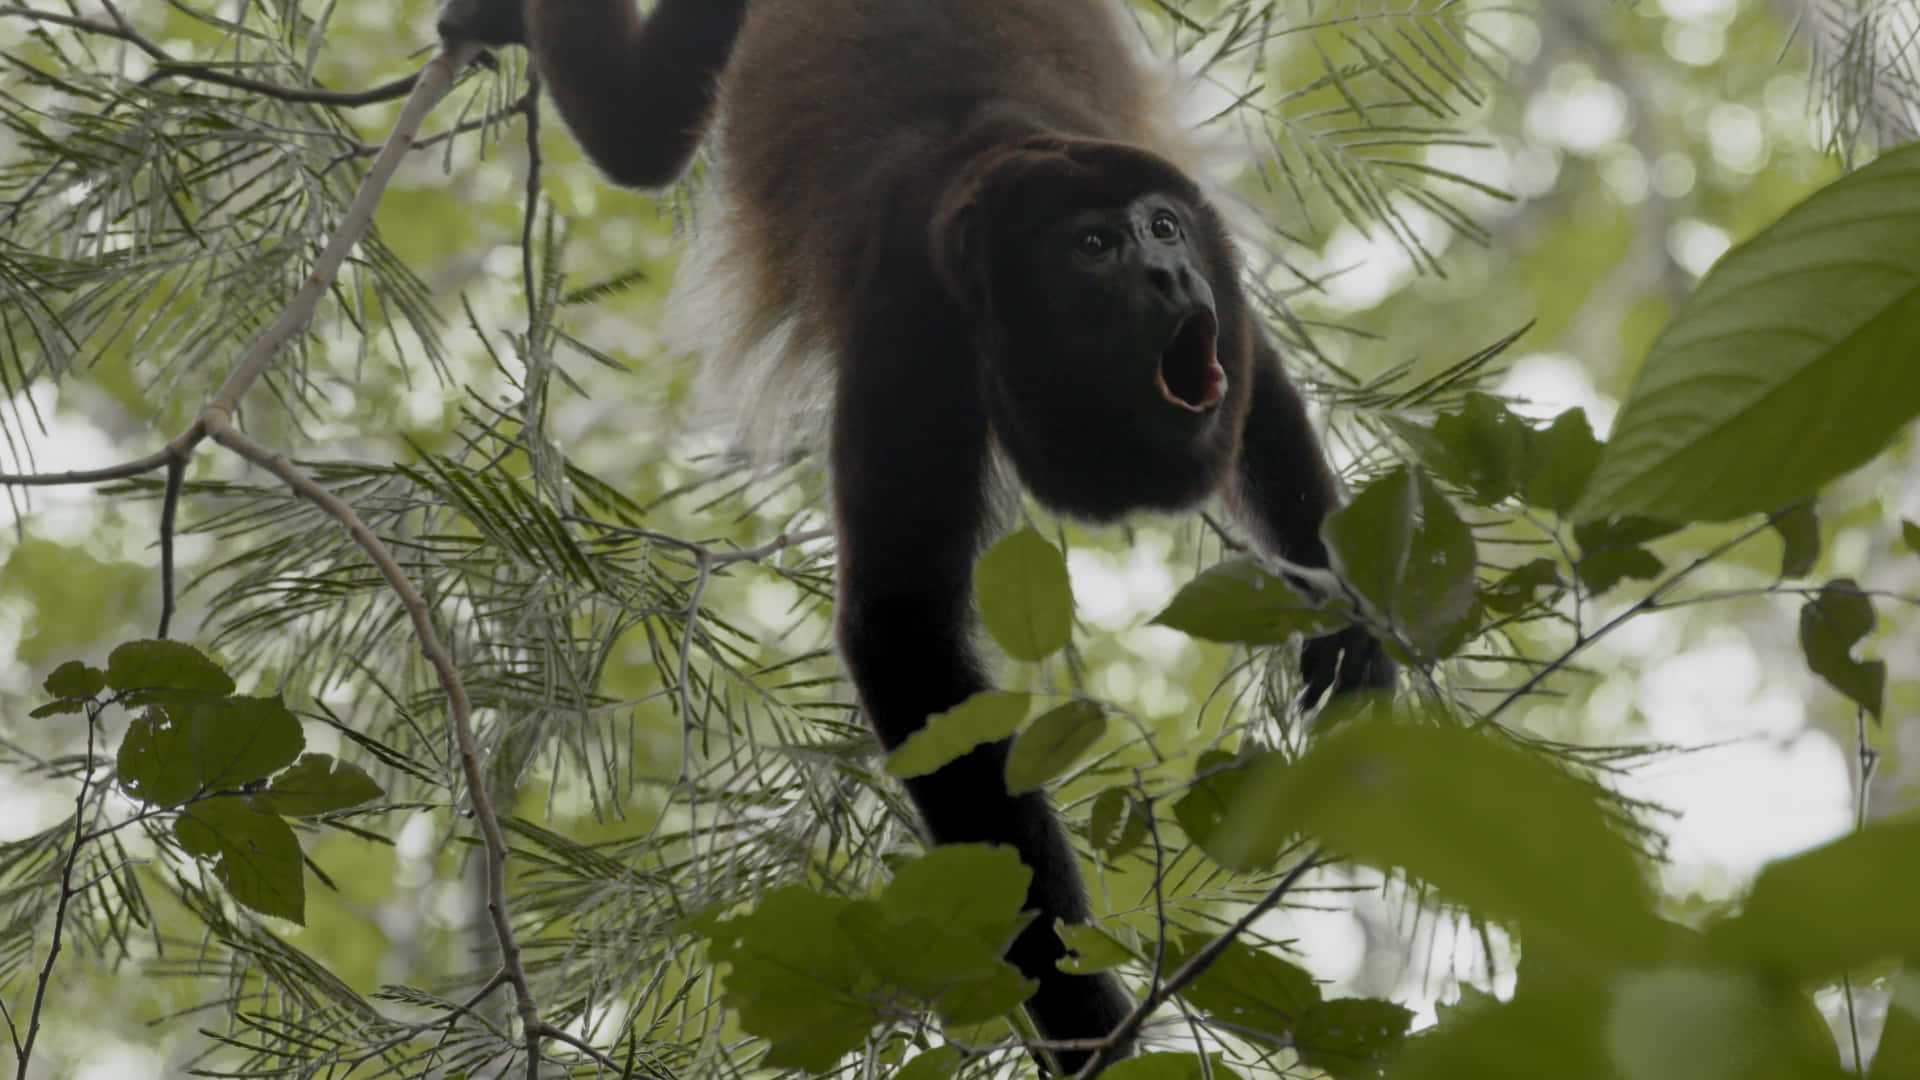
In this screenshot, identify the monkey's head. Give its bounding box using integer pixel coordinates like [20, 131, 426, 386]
[932, 137, 1252, 520]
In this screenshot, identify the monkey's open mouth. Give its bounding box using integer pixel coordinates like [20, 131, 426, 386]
[1155, 310, 1225, 413]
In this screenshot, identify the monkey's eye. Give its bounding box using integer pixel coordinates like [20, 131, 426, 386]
[1074, 227, 1122, 259]
[1149, 210, 1181, 240]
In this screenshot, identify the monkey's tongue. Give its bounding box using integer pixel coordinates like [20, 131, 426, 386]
[1156, 312, 1225, 412]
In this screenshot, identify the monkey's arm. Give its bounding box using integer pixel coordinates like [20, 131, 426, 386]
[437, 0, 748, 188]
[1235, 336, 1395, 703]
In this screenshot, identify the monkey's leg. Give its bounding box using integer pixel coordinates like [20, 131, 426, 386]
[831, 283, 1132, 1072]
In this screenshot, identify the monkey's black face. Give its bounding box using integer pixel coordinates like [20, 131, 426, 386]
[1046, 196, 1228, 427]
[973, 187, 1249, 520]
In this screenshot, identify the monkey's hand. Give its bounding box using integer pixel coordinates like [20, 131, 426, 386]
[436, 0, 525, 47]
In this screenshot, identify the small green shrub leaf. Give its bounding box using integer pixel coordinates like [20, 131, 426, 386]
[175, 796, 306, 924]
[1797, 578, 1884, 719]
[886, 692, 1028, 779]
[974, 528, 1073, 661]
[1323, 468, 1478, 660]
[1005, 700, 1107, 793]
[259, 754, 384, 816]
[1152, 559, 1343, 644]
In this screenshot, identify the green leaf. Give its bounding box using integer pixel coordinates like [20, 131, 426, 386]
[1089, 787, 1149, 859]
[1103, 1051, 1244, 1080]
[1484, 558, 1563, 616]
[1606, 969, 1843, 1080]
[974, 528, 1074, 662]
[1422, 392, 1533, 504]
[709, 888, 879, 1071]
[878, 845, 1032, 951]
[1575, 141, 1920, 524]
[1572, 516, 1672, 595]
[43, 660, 106, 700]
[1393, 982, 1612, 1080]
[1709, 820, 1920, 981]
[1169, 936, 1319, 1042]
[1151, 559, 1343, 645]
[1868, 970, 1920, 1080]
[1773, 502, 1821, 579]
[886, 692, 1029, 779]
[1172, 751, 1260, 868]
[850, 846, 1037, 1020]
[1523, 408, 1604, 515]
[175, 796, 306, 924]
[105, 639, 235, 698]
[118, 696, 305, 807]
[258, 754, 384, 816]
[1323, 468, 1478, 660]
[1295, 996, 1414, 1079]
[1903, 519, 1920, 555]
[1005, 700, 1107, 794]
[28, 699, 86, 719]
[929, 963, 1034, 1025]
[1057, 922, 1133, 975]
[895, 1046, 962, 1080]
[1213, 714, 1660, 973]
[1797, 578, 1885, 719]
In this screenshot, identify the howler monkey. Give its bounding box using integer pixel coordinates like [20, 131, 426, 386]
[437, 0, 1393, 1070]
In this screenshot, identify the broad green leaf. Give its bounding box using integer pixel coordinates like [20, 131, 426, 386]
[106, 639, 235, 698]
[929, 963, 1035, 1025]
[708, 888, 878, 1071]
[259, 754, 384, 816]
[1394, 983, 1612, 1080]
[1573, 516, 1672, 595]
[1295, 996, 1414, 1079]
[1213, 715, 1660, 972]
[849, 847, 1036, 1019]
[1057, 922, 1133, 974]
[175, 796, 306, 924]
[886, 692, 1029, 779]
[1869, 970, 1920, 1079]
[1088, 787, 1149, 859]
[878, 845, 1032, 950]
[1483, 558, 1562, 616]
[1005, 700, 1107, 793]
[896, 1046, 962, 1080]
[974, 528, 1073, 662]
[1523, 408, 1604, 515]
[1151, 559, 1342, 645]
[1575, 141, 1920, 524]
[1168, 936, 1319, 1041]
[1606, 969, 1843, 1080]
[1903, 519, 1920, 555]
[841, 902, 1009, 998]
[1419, 393, 1533, 504]
[1323, 468, 1478, 660]
[1709, 820, 1920, 980]
[1103, 1051, 1244, 1080]
[1773, 502, 1821, 579]
[42, 660, 105, 700]
[1798, 578, 1885, 719]
[1172, 751, 1261, 868]
[118, 696, 305, 806]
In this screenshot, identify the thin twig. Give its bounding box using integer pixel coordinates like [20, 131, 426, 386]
[0, 5, 417, 104]
[1070, 850, 1324, 1080]
[1479, 512, 1787, 727]
[15, 704, 97, 1080]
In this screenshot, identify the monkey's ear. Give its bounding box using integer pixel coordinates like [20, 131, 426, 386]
[929, 180, 989, 310]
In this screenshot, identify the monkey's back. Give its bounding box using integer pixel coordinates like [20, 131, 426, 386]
[671, 0, 1186, 453]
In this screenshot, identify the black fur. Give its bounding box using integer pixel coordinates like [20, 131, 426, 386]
[437, 1, 1394, 1070]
